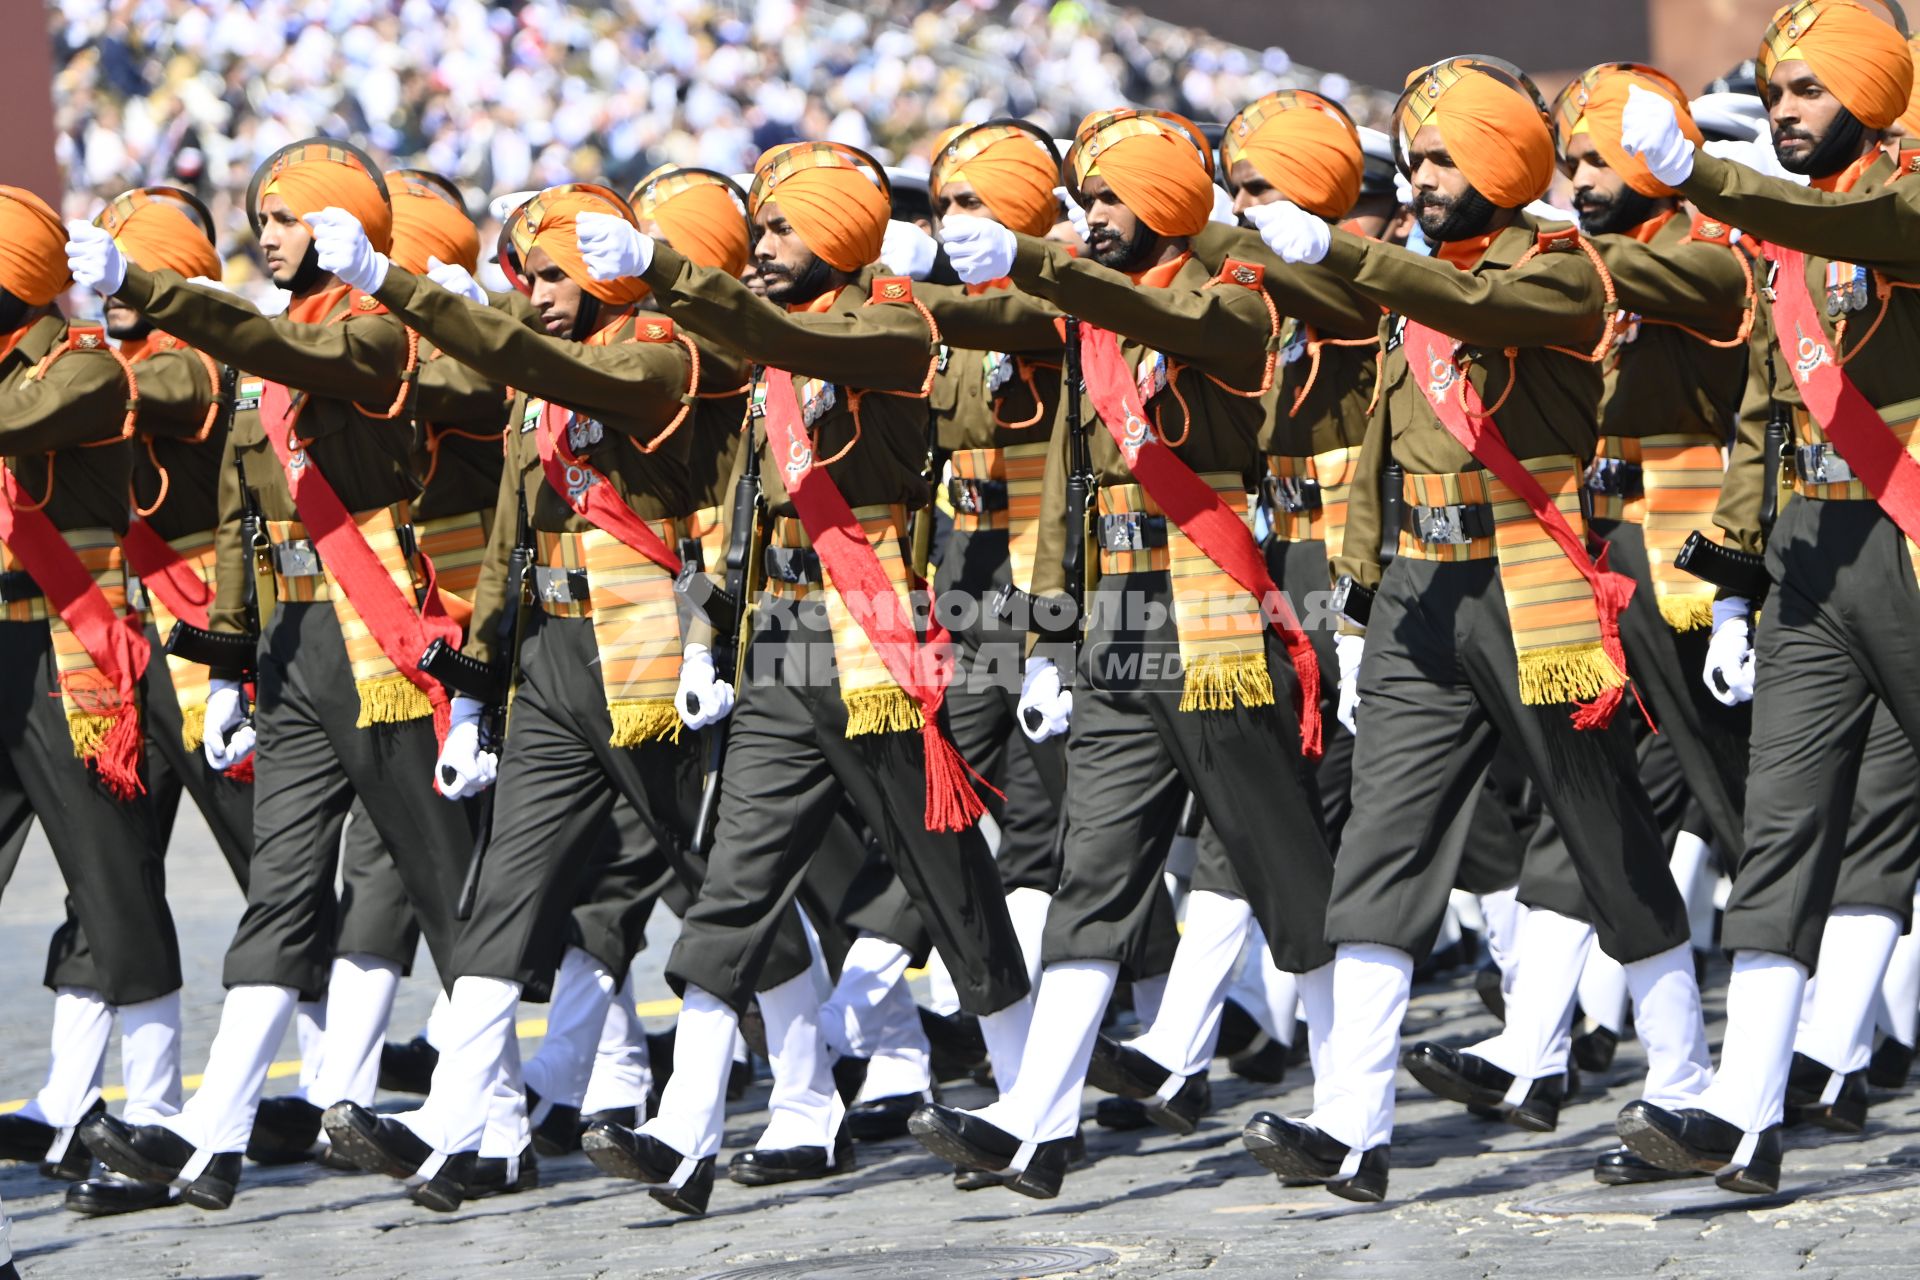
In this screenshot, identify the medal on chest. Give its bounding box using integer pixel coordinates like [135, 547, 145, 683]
[1615, 310, 1643, 345]
[1826, 261, 1870, 316]
[567, 413, 605, 452]
[1280, 320, 1308, 366]
[1135, 350, 1168, 401]
[800, 378, 836, 427]
[982, 350, 1013, 395]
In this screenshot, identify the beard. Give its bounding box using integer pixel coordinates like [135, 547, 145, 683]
[1089, 218, 1160, 273]
[568, 294, 603, 342]
[1776, 107, 1870, 178]
[0, 288, 30, 335]
[105, 307, 152, 341]
[1574, 184, 1660, 237]
[1413, 184, 1500, 242]
[759, 252, 837, 308]
[276, 242, 326, 294]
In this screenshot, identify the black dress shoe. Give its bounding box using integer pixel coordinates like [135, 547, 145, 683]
[1085, 1036, 1169, 1099]
[321, 1102, 434, 1180]
[728, 1127, 854, 1186]
[1144, 1073, 1211, 1136]
[727, 1055, 755, 1102]
[248, 1095, 323, 1164]
[832, 1056, 869, 1105]
[1402, 1043, 1564, 1132]
[919, 1009, 989, 1082]
[1241, 1112, 1388, 1203]
[527, 1089, 584, 1157]
[378, 1037, 439, 1096]
[1572, 1025, 1620, 1073]
[580, 1118, 680, 1183]
[585, 1104, 640, 1130]
[1229, 1032, 1291, 1085]
[1094, 1097, 1151, 1131]
[1474, 964, 1506, 1022]
[464, 1145, 538, 1199]
[1869, 1036, 1915, 1090]
[81, 1112, 190, 1184]
[846, 1092, 924, 1142]
[65, 1166, 179, 1215]
[1216, 1000, 1261, 1059]
[1785, 1052, 1869, 1134]
[180, 1154, 243, 1210]
[315, 1144, 363, 1172]
[1593, 1144, 1702, 1185]
[1003, 1134, 1077, 1200]
[0, 1110, 58, 1164]
[42, 1127, 97, 1182]
[1616, 1100, 1783, 1193]
[906, 1104, 1019, 1172]
[409, 1152, 477, 1213]
[952, 1166, 1003, 1190]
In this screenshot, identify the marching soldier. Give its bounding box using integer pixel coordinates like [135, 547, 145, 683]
[65, 140, 478, 1209]
[1242, 57, 1710, 1201]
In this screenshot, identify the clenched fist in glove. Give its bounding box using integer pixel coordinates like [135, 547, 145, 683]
[304, 208, 389, 293]
[435, 695, 498, 799]
[1245, 199, 1331, 265]
[881, 219, 940, 280]
[939, 215, 1018, 286]
[425, 255, 488, 304]
[677, 643, 736, 730]
[1053, 186, 1090, 244]
[202, 678, 255, 772]
[1619, 83, 1696, 188]
[64, 220, 127, 296]
[1703, 598, 1756, 706]
[1335, 632, 1365, 736]
[575, 211, 654, 281]
[1017, 656, 1072, 743]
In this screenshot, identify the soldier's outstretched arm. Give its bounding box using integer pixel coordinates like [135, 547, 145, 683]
[1680, 152, 1920, 279]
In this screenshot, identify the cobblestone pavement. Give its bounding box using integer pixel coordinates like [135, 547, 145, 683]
[6, 818, 1920, 1278]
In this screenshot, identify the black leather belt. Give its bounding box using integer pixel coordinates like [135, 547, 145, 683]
[1263, 473, 1323, 514]
[531, 564, 590, 605]
[947, 476, 1009, 515]
[1584, 457, 1645, 498]
[0, 569, 42, 603]
[1401, 502, 1495, 544]
[1795, 443, 1855, 486]
[764, 545, 822, 584]
[1098, 512, 1168, 552]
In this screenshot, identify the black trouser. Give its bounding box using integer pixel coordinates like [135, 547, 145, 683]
[667, 593, 1027, 1017]
[934, 526, 1065, 892]
[1268, 536, 1355, 844]
[334, 797, 420, 974]
[452, 610, 810, 996]
[0, 621, 180, 1005]
[801, 808, 932, 963]
[1045, 571, 1335, 976]
[1724, 497, 1920, 968]
[225, 602, 475, 997]
[1331, 557, 1690, 965]
[1596, 519, 1750, 855]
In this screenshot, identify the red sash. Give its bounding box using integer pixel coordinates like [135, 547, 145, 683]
[1402, 318, 1635, 730]
[535, 402, 683, 575]
[0, 474, 149, 797]
[120, 518, 213, 629]
[761, 368, 989, 832]
[1766, 245, 1920, 547]
[1077, 325, 1323, 760]
[260, 381, 460, 751]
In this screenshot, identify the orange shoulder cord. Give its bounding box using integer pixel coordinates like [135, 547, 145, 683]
[311, 308, 422, 433]
[1636, 240, 1758, 350]
[626, 332, 703, 455]
[1456, 234, 1622, 420]
[131, 347, 226, 519]
[989, 358, 1059, 431]
[821, 292, 943, 468]
[1288, 328, 1382, 418]
[1157, 279, 1286, 447]
[1832, 271, 1920, 366]
[18, 335, 143, 513]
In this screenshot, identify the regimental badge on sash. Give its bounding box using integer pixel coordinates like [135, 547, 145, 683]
[235, 378, 264, 413]
[568, 414, 606, 452]
[1826, 260, 1869, 316]
[1136, 350, 1168, 402]
[982, 350, 1013, 395]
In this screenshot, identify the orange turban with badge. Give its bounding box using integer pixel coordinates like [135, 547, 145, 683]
[0, 186, 71, 306]
[1761, 0, 1913, 131]
[1072, 112, 1215, 237]
[1399, 61, 1556, 208]
[257, 145, 392, 254]
[96, 190, 222, 282]
[931, 123, 1059, 237]
[385, 172, 480, 275]
[631, 169, 752, 279]
[1559, 66, 1706, 197]
[1221, 92, 1363, 219]
[751, 144, 890, 273]
[518, 184, 651, 307]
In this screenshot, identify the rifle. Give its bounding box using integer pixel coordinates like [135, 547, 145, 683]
[1020, 316, 1091, 736]
[433, 490, 531, 920]
[165, 367, 263, 678]
[1674, 343, 1786, 603]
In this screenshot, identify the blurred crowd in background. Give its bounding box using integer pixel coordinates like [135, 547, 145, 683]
[46, 0, 1396, 303]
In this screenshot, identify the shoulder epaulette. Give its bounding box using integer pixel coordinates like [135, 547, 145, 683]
[869, 276, 916, 304]
[148, 332, 186, 354]
[1689, 213, 1734, 245]
[634, 317, 676, 343]
[346, 291, 389, 317]
[1535, 225, 1583, 254]
[30, 323, 113, 381]
[1215, 258, 1265, 290]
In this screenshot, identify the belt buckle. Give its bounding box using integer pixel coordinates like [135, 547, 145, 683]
[1799, 444, 1853, 485]
[1267, 474, 1320, 514]
[1585, 457, 1623, 492]
[1102, 513, 1147, 552]
[534, 565, 581, 605]
[275, 540, 322, 577]
[1416, 505, 1467, 545]
[948, 478, 981, 516]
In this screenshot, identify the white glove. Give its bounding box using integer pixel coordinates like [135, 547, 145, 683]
[1620, 83, 1696, 188]
[425, 255, 488, 304]
[1335, 632, 1364, 736]
[1209, 184, 1238, 226]
[676, 643, 736, 730]
[435, 694, 498, 800]
[304, 207, 389, 293]
[1703, 597, 1756, 707]
[575, 211, 654, 281]
[1245, 200, 1331, 265]
[939, 215, 1018, 286]
[1053, 186, 1089, 243]
[64, 220, 126, 296]
[1017, 657, 1072, 743]
[881, 219, 940, 280]
[202, 677, 255, 772]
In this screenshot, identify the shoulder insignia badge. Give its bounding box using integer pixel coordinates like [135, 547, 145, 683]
[355, 294, 379, 311]
[871, 276, 914, 304]
[1218, 258, 1264, 290]
[75, 331, 101, 350]
[1689, 215, 1732, 244]
[1536, 226, 1581, 253]
[639, 319, 674, 342]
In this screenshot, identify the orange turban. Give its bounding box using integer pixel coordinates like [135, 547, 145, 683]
[632, 168, 752, 279]
[516, 184, 650, 307]
[1558, 65, 1706, 197]
[1221, 91, 1363, 219]
[256, 143, 392, 254]
[385, 171, 480, 275]
[931, 123, 1060, 237]
[0, 186, 70, 306]
[751, 144, 890, 273]
[1399, 59, 1556, 208]
[1897, 33, 1920, 134]
[1072, 112, 1215, 237]
[1761, 0, 1914, 131]
[96, 189, 222, 282]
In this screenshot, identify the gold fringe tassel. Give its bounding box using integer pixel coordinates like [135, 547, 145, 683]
[1515, 643, 1626, 707]
[1657, 594, 1716, 634]
[68, 711, 116, 760]
[1178, 653, 1276, 712]
[843, 685, 923, 737]
[355, 673, 435, 728]
[608, 699, 685, 748]
[180, 702, 206, 754]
